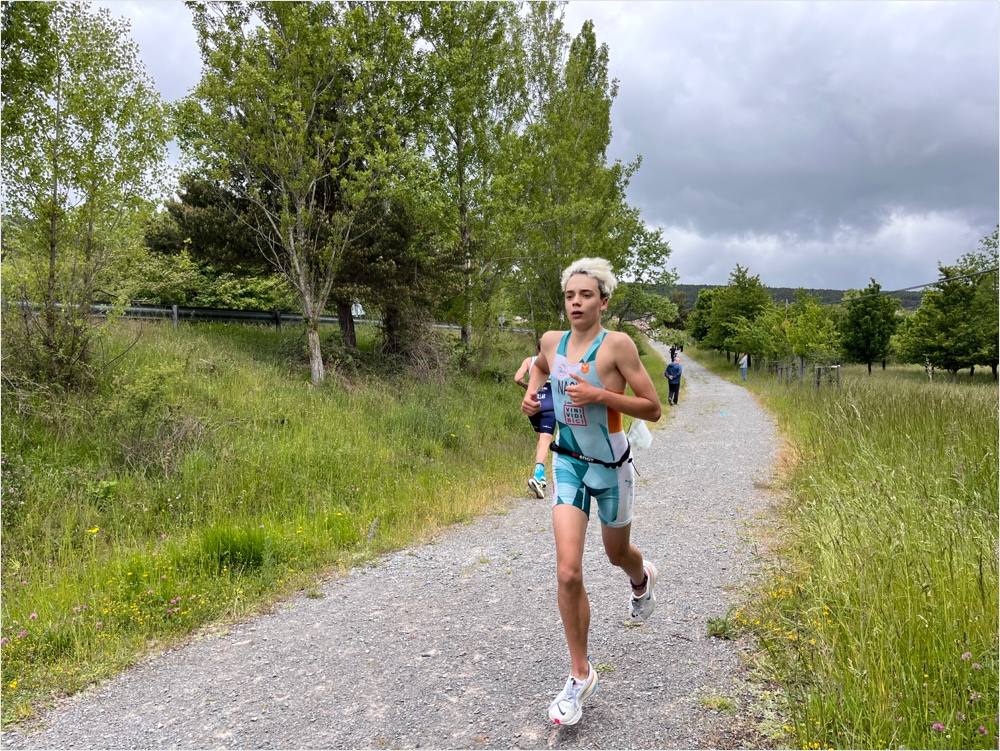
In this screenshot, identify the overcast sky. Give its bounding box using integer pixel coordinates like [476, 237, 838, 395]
[101, 0, 999, 289]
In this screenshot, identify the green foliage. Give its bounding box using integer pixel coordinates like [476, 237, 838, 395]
[1, 2, 57, 146]
[179, 1, 417, 383]
[144, 171, 262, 271]
[702, 265, 772, 352]
[114, 248, 295, 311]
[607, 283, 678, 329]
[841, 279, 899, 371]
[507, 5, 672, 334]
[687, 287, 721, 342]
[419, 1, 525, 342]
[2, 2, 169, 388]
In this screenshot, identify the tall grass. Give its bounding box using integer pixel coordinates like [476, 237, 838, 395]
[1, 322, 536, 723]
[691, 346, 998, 749]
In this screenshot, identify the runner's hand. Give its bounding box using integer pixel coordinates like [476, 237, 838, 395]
[565, 377, 602, 406]
[521, 390, 541, 416]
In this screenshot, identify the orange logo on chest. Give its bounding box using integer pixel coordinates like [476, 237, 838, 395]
[579, 363, 590, 374]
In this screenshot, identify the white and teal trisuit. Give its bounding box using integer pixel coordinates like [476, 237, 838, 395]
[549, 329, 635, 527]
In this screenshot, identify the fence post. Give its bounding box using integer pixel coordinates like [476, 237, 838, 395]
[814, 366, 821, 389]
[273, 310, 281, 329]
[171, 304, 179, 328]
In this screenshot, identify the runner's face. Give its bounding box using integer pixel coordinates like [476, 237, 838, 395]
[563, 274, 607, 329]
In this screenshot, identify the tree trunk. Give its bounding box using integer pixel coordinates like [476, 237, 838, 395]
[336, 300, 356, 350]
[991, 363, 997, 380]
[881, 359, 886, 370]
[307, 320, 325, 385]
[456, 126, 471, 346]
[970, 365, 975, 378]
[45, 65, 64, 351]
[867, 361, 872, 374]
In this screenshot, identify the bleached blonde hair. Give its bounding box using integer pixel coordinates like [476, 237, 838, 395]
[560, 257, 617, 299]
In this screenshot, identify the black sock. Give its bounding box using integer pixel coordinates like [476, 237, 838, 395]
[630, 573, 648, 590]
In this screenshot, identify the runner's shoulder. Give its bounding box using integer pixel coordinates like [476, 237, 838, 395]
[603, 330, 640, 354]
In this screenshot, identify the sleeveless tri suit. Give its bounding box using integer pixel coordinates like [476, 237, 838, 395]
[549, 329, 635, 527]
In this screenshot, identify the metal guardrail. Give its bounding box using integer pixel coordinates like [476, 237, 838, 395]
[14, 301, 530, 333]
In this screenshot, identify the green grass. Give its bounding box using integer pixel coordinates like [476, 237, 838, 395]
[689, 345, 998, 749]
[1, 321, 536, 724]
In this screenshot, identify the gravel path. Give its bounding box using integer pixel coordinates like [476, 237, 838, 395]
[4, 344, 780, 749]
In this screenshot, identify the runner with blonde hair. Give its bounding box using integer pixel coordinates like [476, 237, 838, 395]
[522, 257, 662, 726]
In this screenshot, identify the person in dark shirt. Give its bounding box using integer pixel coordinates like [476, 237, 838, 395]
[664, 357, 682, 405]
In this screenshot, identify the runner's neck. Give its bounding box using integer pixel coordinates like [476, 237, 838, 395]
[567, 322, 603, 353]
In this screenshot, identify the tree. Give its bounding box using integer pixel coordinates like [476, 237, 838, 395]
[2, 2, 169, 387]
[840, 279, 899, 373]
[180, 1, 412, 385]
[606, 283, 678, 330]
[786, 291, 841, 363]
[687, 287, 720, 342]
[705, 265, 771, 361]
[1, 2, 57, 147]
[961, 228, 998, 378]
[145, 171, 262, 272]
[420, 1, 525, 346]
[894, 263, 982, 375]
[510, 7, 671, 334]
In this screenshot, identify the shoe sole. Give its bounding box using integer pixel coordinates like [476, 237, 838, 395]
[629, 561, 658, 622]
[527, 478, 545, 499]
[550, 668, 599, 726]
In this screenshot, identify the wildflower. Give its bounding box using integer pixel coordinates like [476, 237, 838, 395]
[95, 621, 103, 630]
[978, 726, 988, 735]
[16, 630, 27, 639]
[87, 527, 99, 534]
[7, 679, 16, 691]
[931, 722, 945, 732]
[29, 612, 37, 620]
[971, 662, 982, 670]
[961, 651, 972, 661]
[956, 712, 965, 721]
[969, 691, 982, 703]
[0, 638, 7, 647]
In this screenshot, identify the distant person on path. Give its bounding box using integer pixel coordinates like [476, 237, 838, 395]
[515, 344, 555, 498]
[738, 353, 748, 382]
[665, 356, 682, 405]
[521, 257, 662, 727]
[669, 344, 677, 362]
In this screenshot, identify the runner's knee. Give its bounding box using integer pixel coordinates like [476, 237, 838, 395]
[556, 563, 583, 590]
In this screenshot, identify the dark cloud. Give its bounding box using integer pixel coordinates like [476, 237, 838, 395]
[566, 1, 999, 285]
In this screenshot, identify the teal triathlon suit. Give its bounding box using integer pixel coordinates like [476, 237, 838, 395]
[549, 330, 634, 527]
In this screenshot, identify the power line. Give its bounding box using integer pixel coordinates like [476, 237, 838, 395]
[843, 266, 999, 304]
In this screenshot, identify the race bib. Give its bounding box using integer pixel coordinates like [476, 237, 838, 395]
[563, 404, 588, 426]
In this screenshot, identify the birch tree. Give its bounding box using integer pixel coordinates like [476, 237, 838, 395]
[180, 1, 409, 384]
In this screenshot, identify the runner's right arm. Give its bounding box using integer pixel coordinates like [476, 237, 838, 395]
[514, 357, 532, 390]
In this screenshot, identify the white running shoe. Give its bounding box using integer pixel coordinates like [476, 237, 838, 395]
[547, 662, 599, 726]
[628, 560, 658, 622]
[527, 477, 546, 499]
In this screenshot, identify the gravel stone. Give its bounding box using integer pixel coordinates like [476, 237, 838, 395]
[3, 344, 779, 749]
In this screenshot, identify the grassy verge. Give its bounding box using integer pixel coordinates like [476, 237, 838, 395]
[689, 345, 998, 749]
[1, 322, 535, 724]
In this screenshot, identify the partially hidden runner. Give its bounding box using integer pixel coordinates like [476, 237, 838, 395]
[521, 257, 663, 727]
[515, 343, 556, 498]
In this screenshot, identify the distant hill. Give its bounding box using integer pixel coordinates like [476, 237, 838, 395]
[663, 283, 924, 312]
